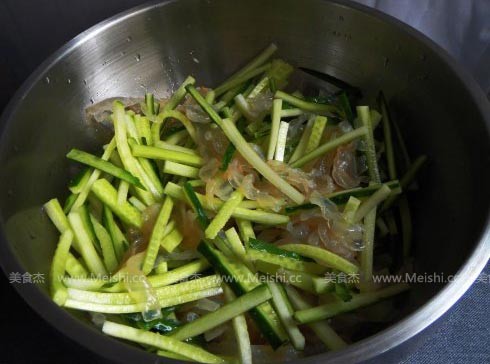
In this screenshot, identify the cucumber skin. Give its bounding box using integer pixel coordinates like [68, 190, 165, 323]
[198, 241, 287, 349]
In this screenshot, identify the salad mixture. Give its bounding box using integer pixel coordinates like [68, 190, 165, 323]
[44, 44, 426, 363]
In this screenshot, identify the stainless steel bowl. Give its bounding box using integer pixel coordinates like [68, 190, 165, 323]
[0, 0, 489, 363]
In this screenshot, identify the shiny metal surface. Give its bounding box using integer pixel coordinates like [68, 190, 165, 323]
[0, 0, 488, 363]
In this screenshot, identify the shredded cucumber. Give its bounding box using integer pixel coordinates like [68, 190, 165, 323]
[45, 43, 422, 362]
[102, 321, 224, 364]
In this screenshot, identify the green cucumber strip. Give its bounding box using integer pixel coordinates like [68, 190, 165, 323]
[224, 227, 247, 259]
[147, 259, 210, 288]
[90, 214, 118, 272]
[129, 196, 146, 212]
[64, 276, 106, 291]
[63, 194, 78, 214]
[164, 76, 196, 111]
[163, 160, 199, 178]
[71, 137, 117, 211]
[220, 142, 236, 171]
[102, 259, 210, 292]
[187, 179, 206, 188]
[91, 179, 143, 228]
[205, 190, 244, 239]
[248, 250, 325, 275]
[143, 196, 174, 274]
[285, 180, 401, 213]
[102, 205, 128, 262]
[186, 85, 305, 204]
[266, 59, 294, 90]
[312, 276, 335, 294]
[342, 196, 361, 223]
[165, 182, 289, 225]
[275, 90, 337, 113]
[67, 149, 144, 188]
[144, 93, 155, 117]
[44, 198, 82, 253]
[138, 157, 164, 197]
[78, 204, 101, 254]
[294, 283, 410, 323]
[223, 285, 252, 364]
[171, 285, 271, 341]
[249, 238, 311, 261]
[102, 321, 224, 364]
[220, 82, 252, 106]
[378, 92, 396, 180]
[236, 219, 256, 246]
[69, 168, 91, 194]
[247, 76, 270, 99]
[280, 108, 303, 118]
[304, 116, 328, 154]
[353, 184, 391, 223]
[280, 269, 317, 293]
[154, 109, 197, 143]
[274, 121, 289, 162]
[288, 115, 315, 163]
[215, 43, 277, 96]
[117, 180, 130, 204]
[357, 106, 381, 183]
[211, 232, 235, 257]
[290, 126, 367, 168]
[66, 254, 88, 278]
[163, 129, 187, 145]
[161, 227, 183, 253]
[113, 102, 159, 200]
[234, 94, 259, 122]
[66, 287, 222, 313]
[68, 275, 221, 305]
[198, 241, 288, 348]
[215, 63, 271, 97]
[183, 182, 210, 229]
[255, 261, 317, 293]
[382, 155, 428, 211]
[284, 285, 347, 350]
[267, 281, 305, 350]
[50, 230, 74, 306]
[205, 89, 216, 103]
[280, 244, 359, 275]
[154, 140, 199, 156]
[132, 144, 202, 167]
[155, 261, 168, 274]
[136, 113, 153, 146]
[44, 198, 71, 234]
[67, 211, 107, 275]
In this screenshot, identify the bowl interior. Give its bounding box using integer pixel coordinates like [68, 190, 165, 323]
[0, 0, 489, 362]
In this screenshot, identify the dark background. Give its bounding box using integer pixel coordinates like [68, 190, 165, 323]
[0, 0, 488, 363]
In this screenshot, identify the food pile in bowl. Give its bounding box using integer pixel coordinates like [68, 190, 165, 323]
[44, 44, 425, 363]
